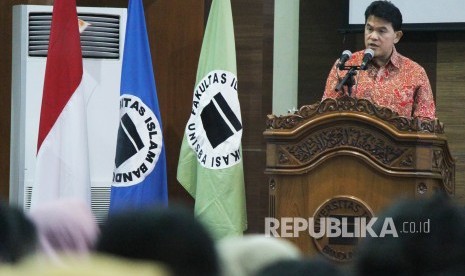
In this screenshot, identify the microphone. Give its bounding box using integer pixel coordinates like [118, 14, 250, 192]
[337, 50, 352, 70]
[360, 48, 374, 70]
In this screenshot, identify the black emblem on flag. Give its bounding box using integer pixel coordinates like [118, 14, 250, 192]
[115, 113, 145, 168]
[201, 92, 242, 149]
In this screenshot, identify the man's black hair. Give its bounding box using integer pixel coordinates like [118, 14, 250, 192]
[365, 1, 403, 31]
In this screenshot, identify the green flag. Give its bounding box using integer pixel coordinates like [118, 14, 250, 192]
[177, 0, 247, 240]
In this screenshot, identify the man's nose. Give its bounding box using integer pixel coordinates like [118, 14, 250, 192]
[368, 31, 379, 40]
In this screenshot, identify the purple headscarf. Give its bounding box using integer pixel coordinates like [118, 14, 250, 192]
[28, 198, 99, 262]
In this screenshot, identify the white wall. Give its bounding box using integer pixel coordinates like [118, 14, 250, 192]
[272, 0, 299, 115]
[349, 0, 465, 25]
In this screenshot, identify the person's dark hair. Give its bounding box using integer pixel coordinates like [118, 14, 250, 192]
[0, 202, 37, 263]
[256, 257, 346, 276]
[353, 193, 465, 275]
[96, 206, 219, 276]
[365, 0, 402, 31]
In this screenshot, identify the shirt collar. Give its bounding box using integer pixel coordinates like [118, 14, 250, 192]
[389, 46, 401, 69]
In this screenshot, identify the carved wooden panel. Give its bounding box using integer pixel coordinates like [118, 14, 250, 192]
[267, 96, 444, 134]
[282, 125, 412, 169]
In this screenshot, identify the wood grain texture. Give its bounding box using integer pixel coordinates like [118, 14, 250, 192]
[436, 32, 465, 204]
[298, 0, 356, 106]
[144, 0, 204, 207]
[232, 0, 271, 233]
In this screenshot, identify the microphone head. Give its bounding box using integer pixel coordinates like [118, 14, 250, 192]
[364, 48, 374, 58]
[337, 50, 352, 70]
[360, 48, 375, 70]
[342, 50, 352, 58]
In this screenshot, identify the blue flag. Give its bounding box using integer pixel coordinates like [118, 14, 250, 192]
[109, 0, 168, 212]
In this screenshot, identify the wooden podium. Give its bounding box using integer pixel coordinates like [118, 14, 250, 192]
[263, 96, 455, 262]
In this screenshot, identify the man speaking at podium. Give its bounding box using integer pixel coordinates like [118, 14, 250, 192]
[322, 0, 436, 119]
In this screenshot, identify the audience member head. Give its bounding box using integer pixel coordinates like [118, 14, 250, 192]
[0, 201, 37, 264]
[28, 198, 99, 263]
[364, 0, 402, 31]
[216, 234, 302, 276]
[256, 256, 346, 276]
[354, 193, 465, 275]
[96, 206, 218, 276]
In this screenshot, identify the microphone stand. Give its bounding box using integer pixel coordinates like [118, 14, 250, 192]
[335, 66, 360, 97]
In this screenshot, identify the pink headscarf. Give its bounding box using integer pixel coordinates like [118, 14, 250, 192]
[28, 198, 99, 262]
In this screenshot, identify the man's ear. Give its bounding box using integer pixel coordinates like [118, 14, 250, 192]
[394, 30, 403, 44]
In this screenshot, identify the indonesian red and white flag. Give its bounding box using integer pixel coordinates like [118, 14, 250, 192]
[31, 0, 92, 209]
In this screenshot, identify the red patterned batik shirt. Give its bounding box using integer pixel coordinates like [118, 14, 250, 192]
[322, 47, 436, 119]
